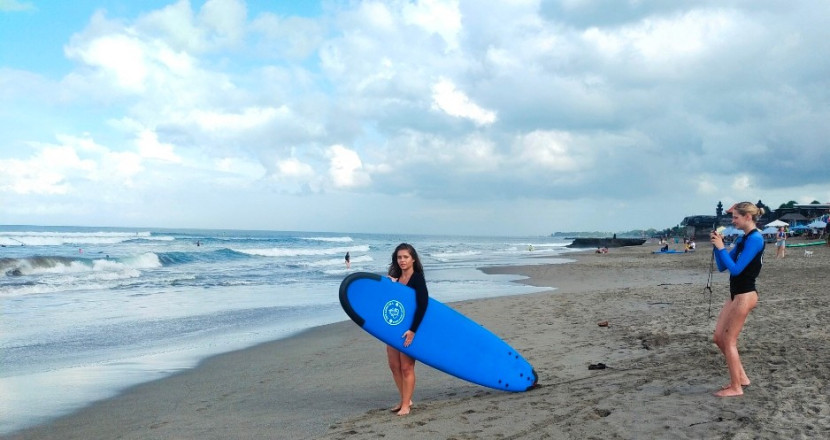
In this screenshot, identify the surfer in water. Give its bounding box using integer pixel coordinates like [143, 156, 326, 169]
[386, 243, 429, 416]
[345, 251, 350, 269]
[709, 202, 765, 397]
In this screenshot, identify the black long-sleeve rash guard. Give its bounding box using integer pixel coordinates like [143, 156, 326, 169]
[405, 271, 429, 333]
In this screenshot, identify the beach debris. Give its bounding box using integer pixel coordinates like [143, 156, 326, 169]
[639, 331, 670, 350]
[588, 363, 607, 370]
[594, 408, 612, 418]
[689, 416, 724, 427]
[597, 321, 609, 327]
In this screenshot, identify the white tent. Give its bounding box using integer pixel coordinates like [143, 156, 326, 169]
[765, 219, 789, 228]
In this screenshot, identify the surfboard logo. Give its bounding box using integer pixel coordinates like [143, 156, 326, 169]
[382, 300, 405, 326]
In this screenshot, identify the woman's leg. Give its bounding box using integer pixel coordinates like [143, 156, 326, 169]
[712, 298, 731, 351]
[386, 346, 404, 410]
[713, 299, 749, 389]
[396, 352, 416, 415]
[713, 293, 757, 397]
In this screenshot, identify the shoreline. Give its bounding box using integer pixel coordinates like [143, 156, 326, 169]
[6, 243, 830, 439]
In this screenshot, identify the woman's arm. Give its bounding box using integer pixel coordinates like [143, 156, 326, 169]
[407, 272, 429, 333]
[714, 246, 727, 272]
[714, 233, 764, 275]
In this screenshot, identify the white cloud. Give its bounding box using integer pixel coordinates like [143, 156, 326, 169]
[276, 158, 314, 178]
[198, 0, 247, 48]
[583, 9, 740, 62]
[327, 145, 370, 188]
[185, 107, 286, 132]
[67, 33, 149, 92]
[511, 131, 583, 172]
[358, 1, 395, 30]
[136, 130, 181, 163]
[732, 175, 752, 191]
[431, 78, 496, 126]
[104, 151, 144, 182]
[0, 145, 94, 195]
[696, 176, 718, 195]
[215, 157, 264, 176]
[402, 0, 462, 51]
[134, 0, 246, 53]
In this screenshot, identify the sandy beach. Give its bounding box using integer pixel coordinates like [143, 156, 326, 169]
[6, 239, 829, 439]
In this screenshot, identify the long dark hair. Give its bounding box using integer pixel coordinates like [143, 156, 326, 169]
[388, 243, 424, 278]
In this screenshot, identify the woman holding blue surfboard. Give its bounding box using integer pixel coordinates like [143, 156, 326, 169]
[385, 243, 429, 416]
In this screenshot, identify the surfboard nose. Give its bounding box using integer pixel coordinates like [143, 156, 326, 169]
[339, 271, 384, 327]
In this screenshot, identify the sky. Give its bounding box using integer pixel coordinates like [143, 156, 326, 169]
[1, 0, 828, 236]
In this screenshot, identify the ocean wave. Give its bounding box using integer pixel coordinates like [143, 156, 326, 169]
[300, 236, 353, 243]
[0, 254, 158, 278]
[1, 248, 258, 281]
[430, 250, 482, 261]
[236, 244, 370, 258]
[523, 242, 572, 248]
[0, 266, 143, 297]
[302, 254, 374, 268]
[0, 231, 171, 246]
[155, 248, 249, 266]
[125, 236, 175, 242]
[2, 256, 89, 277]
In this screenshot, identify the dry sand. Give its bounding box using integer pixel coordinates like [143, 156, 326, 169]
[6, 239, 829, 439]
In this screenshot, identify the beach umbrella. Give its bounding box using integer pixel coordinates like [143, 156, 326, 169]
[807, 220, 827, 229]
[790, 225, 810, 231]
[721, 227, 744, 236]
[765, 219, 789, 228]
[761, 226, 778, 235]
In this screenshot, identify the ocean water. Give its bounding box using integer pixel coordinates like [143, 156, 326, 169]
[0, 226, 576, 434]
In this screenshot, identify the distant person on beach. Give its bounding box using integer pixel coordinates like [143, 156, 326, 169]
[385, 243, 429, 416]
[826, 222, 830, 246]
[345, 251, 350, 269]
[710, 202, 765, 397]
[775, 227, 786, 259]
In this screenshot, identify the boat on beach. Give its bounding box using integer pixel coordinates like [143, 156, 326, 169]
[785, 240, 826, 248]
[566, 238, 647, 248]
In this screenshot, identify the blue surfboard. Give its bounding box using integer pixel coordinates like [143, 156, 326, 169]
[339, 272, 537, 392]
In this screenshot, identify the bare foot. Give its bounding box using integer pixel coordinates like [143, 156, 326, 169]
[390, 400, 413, 412]
[721, 382, 750, 390]
[396, 406, 411, 416]
[714, 386, 744, 397]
